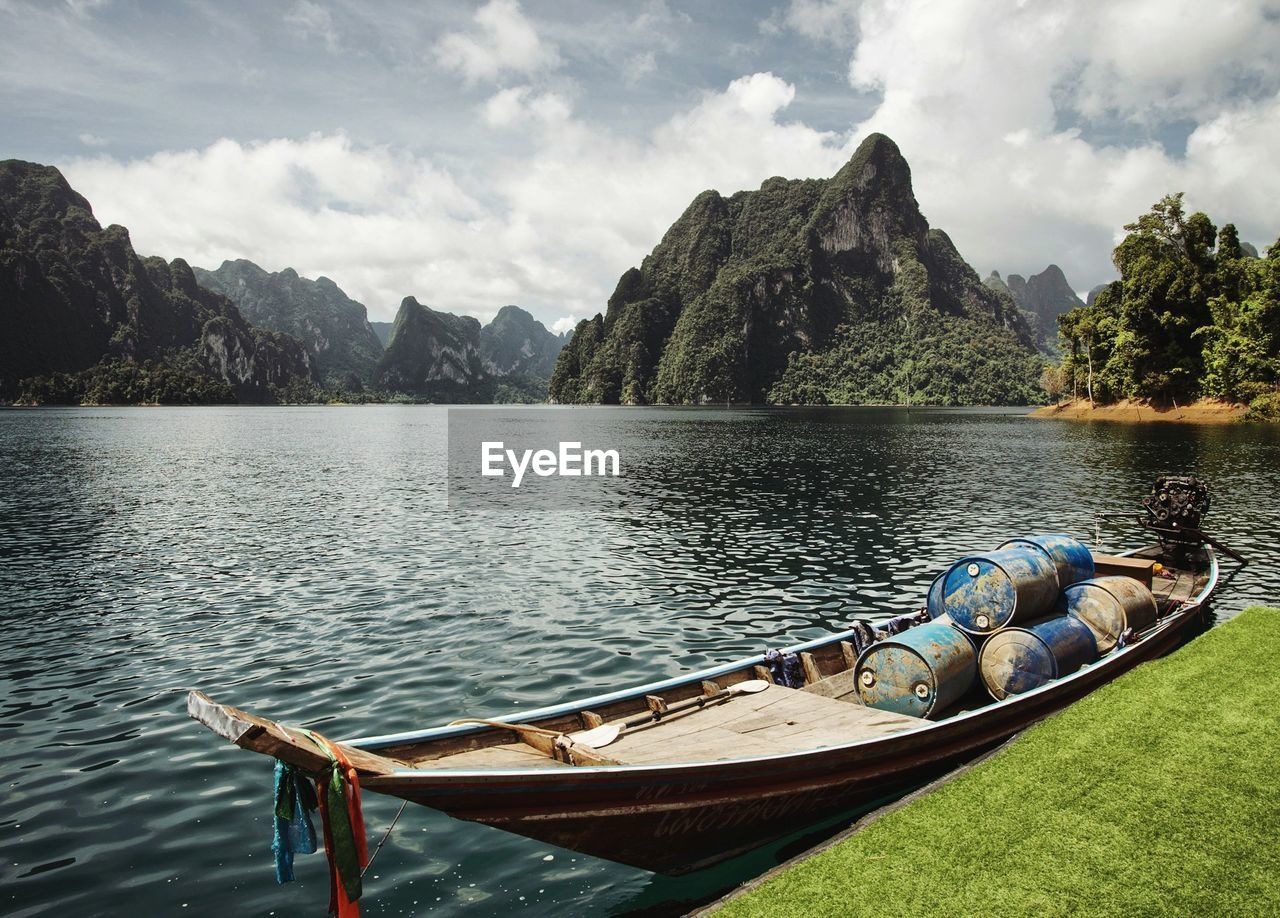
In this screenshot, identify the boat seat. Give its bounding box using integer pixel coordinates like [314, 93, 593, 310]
[801, 669, 861, 702]
[598, 683, 924, 766]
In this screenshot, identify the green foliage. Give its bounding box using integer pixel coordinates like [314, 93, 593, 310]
[17, 356, 236, 405]
[1055, 195, 1280, 408]
[768, 313, 1045, 406]
[550, 135, 1041, 406]
[493, 375, 549, 404]
[1244, 389, 1280, 421]
[0, 160, 316, 402]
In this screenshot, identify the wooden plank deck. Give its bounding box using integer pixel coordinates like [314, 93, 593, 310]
[602, 684, 923, 765]
[413, 741, 571, 770]
[418, 684, 923, 770]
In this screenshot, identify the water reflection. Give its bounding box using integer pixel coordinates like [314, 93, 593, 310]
[0, 406, 1276, 917]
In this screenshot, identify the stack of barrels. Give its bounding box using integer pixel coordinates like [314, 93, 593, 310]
[854, 534, 1159, 718]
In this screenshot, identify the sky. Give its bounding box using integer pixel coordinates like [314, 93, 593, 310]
[2, 1, 1278, 330]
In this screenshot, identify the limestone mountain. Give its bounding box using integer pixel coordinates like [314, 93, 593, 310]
[372, 296, 489, 401]
[193, 259, 383, 389]
[550, 134, 1042, 406]
[0, 160, 314, 403]
[1086, 283, 1109, 307]
[985, 264, 1084, 352]
[479, 304, 567, 379]
[370, 321, 394, 348]
[372, 300, 565, 402]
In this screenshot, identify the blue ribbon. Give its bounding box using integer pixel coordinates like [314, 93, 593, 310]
[272, 760, 318, 883]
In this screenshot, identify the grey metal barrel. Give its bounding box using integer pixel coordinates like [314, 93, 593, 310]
[855, 620, 978, 718]
[1057, 575, 1160, 654]
[978, 615, 1098, 700]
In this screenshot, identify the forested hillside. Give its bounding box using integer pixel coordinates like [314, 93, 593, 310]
[1053, 194, 1279, 419]
[550, 134, 1044, 406]
[0, 160, 315, 404]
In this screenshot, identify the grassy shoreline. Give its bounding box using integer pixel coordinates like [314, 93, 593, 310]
[715, 607, 1280, 917]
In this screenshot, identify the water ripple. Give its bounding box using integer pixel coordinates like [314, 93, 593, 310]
[1, 405, 1277, 917]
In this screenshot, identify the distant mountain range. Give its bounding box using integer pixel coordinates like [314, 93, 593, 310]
[6, 141, 1115, 408]
[0, 160, 314, 403]
[0, 158, 565, 404]
[195, 263, 565, 401]
[193, 259, 384, 390]
[372, 299, 566, 402]
[984, 265, 1084, 352]
[193, 263, 565, 401]
[551, 133, 1044, 406]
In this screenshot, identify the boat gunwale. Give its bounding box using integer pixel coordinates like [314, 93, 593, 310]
[350, 546, 1218, 777]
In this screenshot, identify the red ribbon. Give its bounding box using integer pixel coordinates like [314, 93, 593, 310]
[309, 733, 368, 918]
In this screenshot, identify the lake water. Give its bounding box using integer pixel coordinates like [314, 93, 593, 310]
[2, 406, 1278, 917]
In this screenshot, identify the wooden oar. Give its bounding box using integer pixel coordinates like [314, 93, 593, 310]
[568, 679, 771, 749]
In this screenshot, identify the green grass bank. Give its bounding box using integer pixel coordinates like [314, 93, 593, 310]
[717, 607, 1280, 918]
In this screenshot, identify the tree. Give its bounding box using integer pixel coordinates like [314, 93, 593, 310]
[1039, 365, 1064, 402]
[1054, 195, 1280, 413]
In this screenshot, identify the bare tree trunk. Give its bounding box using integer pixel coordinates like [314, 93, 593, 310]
[1071, 338, 1080, 402]
[1085, 340, 1094, 408]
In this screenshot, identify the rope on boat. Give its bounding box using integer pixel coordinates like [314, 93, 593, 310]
[361, 800, 408, 879]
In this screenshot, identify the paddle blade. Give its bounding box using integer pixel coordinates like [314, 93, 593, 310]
[733, 679, 771, 694]
[568, 724, 621, 748]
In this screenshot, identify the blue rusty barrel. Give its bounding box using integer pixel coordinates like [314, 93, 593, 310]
[935, 546, 1058, 636]
[855, 621, 977, 718]
[1058, 575, 1159, 654]
[926, 570, 946, 618]
[998, 533, 1095, 589]
[978, 615, 1098, 700]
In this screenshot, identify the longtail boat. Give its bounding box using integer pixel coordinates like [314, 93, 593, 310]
[188, 535, 1218, 875]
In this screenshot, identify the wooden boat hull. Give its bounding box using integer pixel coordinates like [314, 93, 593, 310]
[189, 545, 1216, 876]
[358, 588, 1209, 874]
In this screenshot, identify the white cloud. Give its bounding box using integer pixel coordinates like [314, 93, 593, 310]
[481, 85, 571, 129]
[623, 50, 657, 84]
[551, 315, 578, 336]
[61, 75, 852, 324]
[767, 0, 860, 44]
[823, 0, 1280, 283]
[434, 0, 559, 85]
[284, 0, 339, 51]
[1069, 0, 1280, 123]
[77, 131, 108, 147]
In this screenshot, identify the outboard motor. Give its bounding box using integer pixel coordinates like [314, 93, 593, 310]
[1111, 474, 1245, 566]
[1142, 475, 1211, 535]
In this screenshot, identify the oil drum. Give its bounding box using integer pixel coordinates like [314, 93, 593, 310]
[1058, 575, 1160, 654]
[935, 546, 1059, 636]
[978, 615, 1098, 700]
[998, 533, 1095, 589]
[855, 620, 978, 718]
[926, 570, 945, 618]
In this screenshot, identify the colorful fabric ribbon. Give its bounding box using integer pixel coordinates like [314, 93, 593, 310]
[300, 729, 369, 918]
[764, 649, 805, 688]
[272, 759, 318, 883]
[269, 729, 369, 918]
